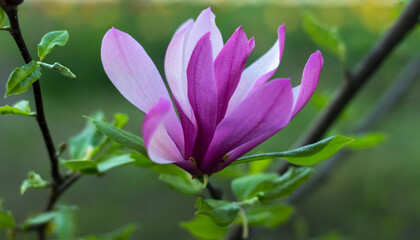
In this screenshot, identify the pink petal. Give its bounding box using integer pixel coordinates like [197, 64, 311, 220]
[202, 78, 293, 173]
[187, 32, 218, 161]
[174, 18, 194, 35]
[142, 99, 184, 164]
[165, 27, 194, 120]
[101, 27, 170, 113]
[185, 7, 223, 63]
[226, 25, 286, 115]
[214, 27, 255, 123]
[292, 50, 324, 117]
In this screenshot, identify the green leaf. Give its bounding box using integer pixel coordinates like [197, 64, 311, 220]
[241, 203, 294, 228]
[155, 165, 202, 195]
[113, 113, 129, 129]
[181, 216, 229, 240]
[262, 167, 313, 201]
[20, 171, 49, 195]
[13, 100, 31, 112]
[0, 100, 35, 116]
[0, 211, 14, 230]
[81, 224, 137, 240]
[22, 206, 77, 229]
[22, 211, 56, 229]
[38, 30, 69, 61]
[130, 152, 155, 167]
[0, 200, 15, 230]
[0, 8, 5, 26]
[195, 197, 240, 226]
[231, 173, 277, 201]
[249, 159, 272, 174]
[5, 61, 42, 97]
[64, 160, 99, 174]
[65, 154, 136, 174]
[97, 154, 135, 173]
[38, 62, 76, 78]
[234, 135, 353, 166]
[90, 118, 147, 156]
[70, 111, 107, 159]
[347, 132, 386, 150]
[302, 12, 346, 61]
[52, 207, 76, 239]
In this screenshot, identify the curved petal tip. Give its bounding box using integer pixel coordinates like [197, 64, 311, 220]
[314, 50, 324, 66]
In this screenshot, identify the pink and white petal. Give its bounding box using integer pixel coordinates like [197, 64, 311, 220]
[292, 50, 323, 117]
[163, 107, 185, 156]
[214, 27, 255, 123]
[101, 27, 170, 113]
[185, 7, 223, 62]
[187, 33, 218, 161]
[142, 99, 184, 164]
[174, 18, 194, 36]
[201, 78, 293, 173]
[226, 25, 285, 115]
[165, 27, 194, 120]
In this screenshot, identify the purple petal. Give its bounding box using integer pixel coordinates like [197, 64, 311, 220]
[187, 32, 218, 161]
[226, 25, 286, 115]
[201, 78, 293, 173]
[292, 50, 323, 117]
[142, 99, 184, 164]
[173, 161, 202, 176]
[185, 7, 223, 62]
[174, 98, 197, 160]
[214, 27, 255, 123]
[101, 27, 170, 113]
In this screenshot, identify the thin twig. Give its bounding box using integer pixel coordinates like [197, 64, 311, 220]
[3, 6, 63, 185]
[0, 3, 84, 239]
[278, 0, 420, 174]
[288, 57, 420, 205]
[45, 173, 82, 211]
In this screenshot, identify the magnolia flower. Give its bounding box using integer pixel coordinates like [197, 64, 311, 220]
[101, 8, 323, 176]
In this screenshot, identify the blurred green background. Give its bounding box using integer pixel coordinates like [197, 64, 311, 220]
[0, 0, 419, 239]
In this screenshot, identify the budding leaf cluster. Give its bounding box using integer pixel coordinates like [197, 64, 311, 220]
[20, 171, 49, 195]
[4, 30, 75, 99]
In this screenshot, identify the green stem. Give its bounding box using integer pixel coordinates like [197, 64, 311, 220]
[238, 207, 249, 239]
[201, 174, 209, 189]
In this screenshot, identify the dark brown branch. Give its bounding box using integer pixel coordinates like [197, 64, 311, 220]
[278, 0, 420, 174]
[288, 57, 420, 205]
[3, 6, 63, 185]
[0, 4, 84, 239]
[45, 173, 82, 211]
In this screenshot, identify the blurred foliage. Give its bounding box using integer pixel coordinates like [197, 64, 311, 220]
[0, 0, 419, 239]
